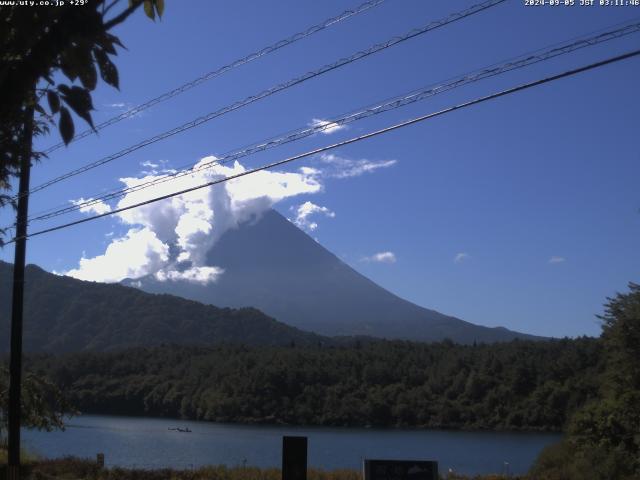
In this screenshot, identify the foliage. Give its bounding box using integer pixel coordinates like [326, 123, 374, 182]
[530, 283, 640, 479]
[598, 282, 640, 397]
[0, 365, 77, 443]
[0, 0, 163, 234]
[25, 337, 602, 432]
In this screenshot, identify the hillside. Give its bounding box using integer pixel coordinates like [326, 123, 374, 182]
[0, 261, 329, 353]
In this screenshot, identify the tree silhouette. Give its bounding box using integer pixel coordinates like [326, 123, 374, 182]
[0, 0, 164, 230]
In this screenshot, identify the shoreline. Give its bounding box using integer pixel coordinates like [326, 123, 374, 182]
[62, 411, 564, 436]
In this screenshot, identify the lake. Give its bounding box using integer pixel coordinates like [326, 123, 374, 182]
[22, 414, 561, 476]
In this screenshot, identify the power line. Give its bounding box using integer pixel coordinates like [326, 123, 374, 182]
[10, 48, 640, 244]
[26, 20, 640, 224]
[24, 19, 640, 222]
[41, 0, 387, 155]
[22, 0, 506, 199]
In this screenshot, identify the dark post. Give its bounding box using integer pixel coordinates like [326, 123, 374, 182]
[282, 436, 307, 480]
[7, 103, 35, 479]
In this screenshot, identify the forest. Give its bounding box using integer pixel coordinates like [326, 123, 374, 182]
[21, 337, 602, 432]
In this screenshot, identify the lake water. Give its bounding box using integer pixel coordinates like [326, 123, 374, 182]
[22, 414, 561, 476]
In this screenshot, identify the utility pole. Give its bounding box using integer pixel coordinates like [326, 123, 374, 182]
[7, 101, 35, 480]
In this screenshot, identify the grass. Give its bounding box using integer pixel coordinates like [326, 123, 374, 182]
[0, 456, 526, 480]
[1, 457, 360, 480]
[0, 446, 39, 464]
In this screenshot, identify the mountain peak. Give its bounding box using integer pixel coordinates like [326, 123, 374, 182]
[134, 209, 541, 343]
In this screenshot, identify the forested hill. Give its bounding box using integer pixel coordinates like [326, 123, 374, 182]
[0, 261, 329, 353]
[25, 338, 602, 431]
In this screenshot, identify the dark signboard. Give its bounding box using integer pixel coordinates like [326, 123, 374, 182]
[282, 436, 307, 480]
[363, 459, 438, 480]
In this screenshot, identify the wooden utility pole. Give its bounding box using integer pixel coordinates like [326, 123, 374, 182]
[7, 102, 35, 480]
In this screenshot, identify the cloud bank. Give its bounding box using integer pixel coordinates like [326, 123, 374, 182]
[65, 151, 397, 285]
[66, 228, 169, 283]
[66, 157, 321, 284]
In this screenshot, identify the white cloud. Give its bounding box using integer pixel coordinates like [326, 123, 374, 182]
[65, 157, 321, 285]
[299, 166, 321, 176]
[318, 153, 397, 178]
[309, 118, 348, 135]
[65, 228, 170, 283]
[141, 160, 159, 169]
[103, 102, 145, 119]
[70, 197, 112, 216]
[549, 256, 566, 264]
[292, 201, 335, 231]
[454, 252, 470, 264]
[155, 265, 224, 284]
[140, 159, 174, 175]
[363, 251, 397, 264]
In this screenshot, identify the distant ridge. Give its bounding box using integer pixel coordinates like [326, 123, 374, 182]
[129, 209, 542, 343]
[0, 261, 329, 353]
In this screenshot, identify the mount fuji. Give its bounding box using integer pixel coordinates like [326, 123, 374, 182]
[125, 209, 539, 343]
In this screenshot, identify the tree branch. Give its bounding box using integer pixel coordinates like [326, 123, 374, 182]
[103, 0, 144, 30]
[103, 0, 121, 16]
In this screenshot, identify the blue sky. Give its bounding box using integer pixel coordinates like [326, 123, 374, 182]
[2, 0, 639, 338]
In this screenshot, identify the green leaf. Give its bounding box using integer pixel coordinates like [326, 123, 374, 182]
[34, 103, 46, 116]
[59, 107, 74, 145]
[71, 41, 97, 91]
[94, 48, 119, 89]
[144, 0, 155, 20]
[105, 32, 125, 51]
[47, 91, 60, 114]
[58, 85, 94, 129]
[79, 61, 97, 91]
[59, 51, 79, 82]
[155, 0, 165, 18]
[60, 46, 83, 82]
[57, 84, 71, 96]
[98, 35, 117, 55]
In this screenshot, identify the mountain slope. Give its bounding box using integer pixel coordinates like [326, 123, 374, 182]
[0, 261, 329, 353]
[130, 210, 540, 343]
